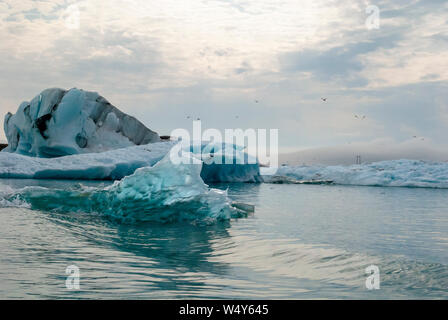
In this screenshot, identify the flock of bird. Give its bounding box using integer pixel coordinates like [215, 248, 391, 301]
[185, 97, 370, 121]
[321, 98, 424, 141]
[322, 97, 367, 120]
[184, 97, 425, 143]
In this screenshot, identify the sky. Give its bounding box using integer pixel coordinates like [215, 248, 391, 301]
[0, 0, 447, 157]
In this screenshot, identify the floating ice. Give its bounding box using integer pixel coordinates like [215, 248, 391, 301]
[4, 153, 251, 223]
[1, 88, 261, 182]
[179, 141, 262, 183]
[0, 140, 262, 182]
[265, 159, 448, 188]
[3, 88, 160, 157]
[0, 141, 175, 180]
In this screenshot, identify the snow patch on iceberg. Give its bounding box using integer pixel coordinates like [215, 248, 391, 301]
[265, 159, 448, 188]
[3, 153, 250, 223]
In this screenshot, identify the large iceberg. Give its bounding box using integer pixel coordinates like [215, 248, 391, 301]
[3, 88, 160, 157]
[0, 140, 262, 182]
[1, 88, 261, 183]
[2, 153, 251, 223]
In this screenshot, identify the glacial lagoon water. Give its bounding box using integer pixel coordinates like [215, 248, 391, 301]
[0, 178, 448, 299]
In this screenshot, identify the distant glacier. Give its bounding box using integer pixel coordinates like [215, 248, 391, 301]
[263, 159, 448, 189]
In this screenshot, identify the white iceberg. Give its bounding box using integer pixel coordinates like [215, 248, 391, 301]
[3, 88, 160, 157]
[0, 141, 175, 180]
[266, 159, 448, 188]
[0, 140, 262, 182]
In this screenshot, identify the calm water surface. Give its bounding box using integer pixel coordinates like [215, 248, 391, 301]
[0, 179, 447, 299]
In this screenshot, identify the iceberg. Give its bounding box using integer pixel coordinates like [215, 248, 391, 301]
[265, 159, 448, 188]
[0, 89, 260, 223]
[0, 141, 175, 180]
[3, 88, 160, 157]
[3, 153, 250, 223]
[1, 88, 262, 182]
[179, 141, 262, 183]
[0, 140, 262, 182]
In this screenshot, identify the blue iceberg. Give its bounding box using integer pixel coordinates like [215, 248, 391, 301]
[0, 140, 262, 183]
[1, 88, 262, 183]
[181, 141, 262, 183]
[4, 153, 251, 223]
[3, 88, 160, 157]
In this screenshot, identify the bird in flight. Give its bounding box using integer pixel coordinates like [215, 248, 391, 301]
[354, 115, 366, 119]
[321, 98, 327, 102]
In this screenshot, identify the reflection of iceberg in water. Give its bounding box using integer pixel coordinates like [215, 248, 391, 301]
[0, 203, 238, 298]
[110, 223, 235, 297]
[5, 153, 251, 223]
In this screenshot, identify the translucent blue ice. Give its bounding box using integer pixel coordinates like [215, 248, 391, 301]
[3, 88, 159, 157]
[4, 153, 249, 223]
[181, 141, 262, 182]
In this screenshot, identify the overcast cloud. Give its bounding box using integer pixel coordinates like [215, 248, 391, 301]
[0, 0, 447, 160]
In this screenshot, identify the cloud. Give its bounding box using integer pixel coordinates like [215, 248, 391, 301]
[279, 33, 402, 87]
[280, 138, 448, 166]
[0, 0, 447, 157]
